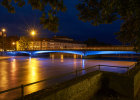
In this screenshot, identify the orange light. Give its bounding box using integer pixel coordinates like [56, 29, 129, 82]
[12, 42, 15, 45]
[31, 30, 36, 36]
[2, 28, 6, 32]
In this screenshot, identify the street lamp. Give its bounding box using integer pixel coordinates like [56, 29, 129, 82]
[12, 42, 15, 45]
[2, 28, 6, 32]
[1, 28, 6, 53]
[12, 42, 16, 51]
[31, 30, 35, 36]
[31, 30, 36, 50]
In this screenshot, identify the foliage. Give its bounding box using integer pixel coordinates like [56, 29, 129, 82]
[0, 0, 66, 32]
[77, 0, 140, 51]
[85, 38, 111, 46]
[18, 36, 30, 50]
[5, 36, 19, 50]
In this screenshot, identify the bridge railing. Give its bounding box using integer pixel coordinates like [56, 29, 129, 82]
[0, 63, 136, 100]
[14, 46, 134, 51]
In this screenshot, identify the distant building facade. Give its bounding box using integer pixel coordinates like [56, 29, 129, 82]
[0, 31, 7, 51]
[16, 36, 87, 50]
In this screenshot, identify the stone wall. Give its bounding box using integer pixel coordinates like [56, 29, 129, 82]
[103, 63, 140, 99]
[134, 70, 140, 97]
[22, 71, 103, 100]
[103, 72, 133, 98]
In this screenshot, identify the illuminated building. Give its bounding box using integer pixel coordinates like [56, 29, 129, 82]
[16, 36, 87, 50]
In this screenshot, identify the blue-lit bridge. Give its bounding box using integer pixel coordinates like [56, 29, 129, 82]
[5, 46, 140, 56]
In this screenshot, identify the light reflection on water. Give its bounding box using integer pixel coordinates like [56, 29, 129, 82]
[61, 54, 64, 62]
[0, 55, 136, 100]
[26, 58, 39, 94]
[82, 59, 86, 74]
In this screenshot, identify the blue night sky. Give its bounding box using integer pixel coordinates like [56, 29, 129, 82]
[0, 0, 122, 44]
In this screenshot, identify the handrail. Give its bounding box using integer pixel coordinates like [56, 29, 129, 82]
[127, 63, 138, 74]
[7, 46, 135, 51]
[97, 65, 129, 69]
[0, 86, 21, 94]
[0, 64, 136, 99]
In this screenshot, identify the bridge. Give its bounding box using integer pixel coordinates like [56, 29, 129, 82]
[5, 46, 140, 56]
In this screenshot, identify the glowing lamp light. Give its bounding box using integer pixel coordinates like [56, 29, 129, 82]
[31, 30, 36, 36]
[12, 42, 15, 45]
[2, 28, 6, 32]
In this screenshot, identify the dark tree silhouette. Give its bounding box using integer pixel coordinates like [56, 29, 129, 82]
[77, 0, 140, 51]
[0, 0, 66, 32]
[85, 38, 111, 46]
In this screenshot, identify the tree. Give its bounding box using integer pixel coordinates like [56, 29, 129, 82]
[0, 36, 3, 50]
[77, 0, 140, 51]
[5, 36, 19, 50]
[17, 36, 30, 50]
[0, 0, 66, 32]
[85, 38, 111, 46]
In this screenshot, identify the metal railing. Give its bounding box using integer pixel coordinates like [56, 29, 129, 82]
[12, 46, 134, 51]
[0, 64, 136, 100]
[127, 62, 139, 74]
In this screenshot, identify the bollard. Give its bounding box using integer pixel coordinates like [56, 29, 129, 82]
[21, 85, 24, 100]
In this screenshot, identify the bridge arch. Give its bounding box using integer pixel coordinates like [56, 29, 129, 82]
[85, 51, 139, 56]
[33, 50, 85, 56]
[7, 51, 31, 56]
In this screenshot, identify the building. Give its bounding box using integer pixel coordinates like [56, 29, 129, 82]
[0, 31, 7, 51]
[16, 36, 87, 50]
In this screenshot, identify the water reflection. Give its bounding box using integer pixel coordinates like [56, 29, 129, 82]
[11, 58, 16, 81]
[81, 59, 86, 74]
[82, 59, 85, 68]
[26, 58, 39, 94]
[73, 55, 77, 71]
[81, 55, 83, 59]
[0, 61, 8, 90]
[74, 54, 77, 59]
[60, 54, 64, 62]
[29, 56, 31, 62]
[50, 54, 55, 63]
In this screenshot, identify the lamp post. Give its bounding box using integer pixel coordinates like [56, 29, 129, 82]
[12, 42, 16, 51]
[31, 30, 36, 50]
[1, 28, 6, 54]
